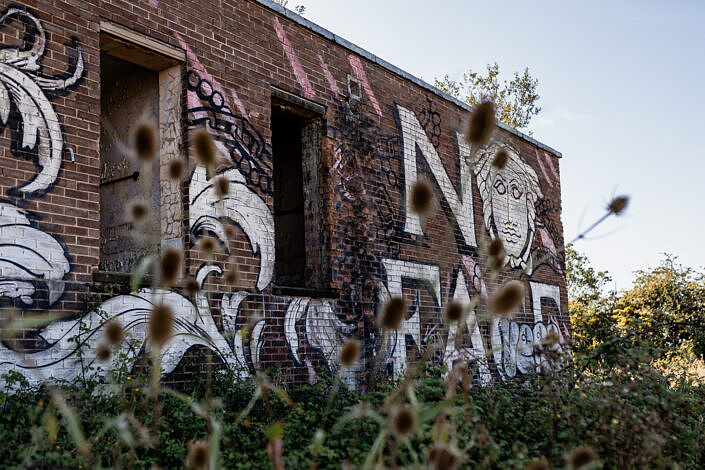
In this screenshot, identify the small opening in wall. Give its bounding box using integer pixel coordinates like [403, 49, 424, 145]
[347, 74, 362, 101]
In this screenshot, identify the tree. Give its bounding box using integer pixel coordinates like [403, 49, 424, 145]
[435, 62, 541, 131]
[568, 248, 705, 380]
[565, 244, 617, 352]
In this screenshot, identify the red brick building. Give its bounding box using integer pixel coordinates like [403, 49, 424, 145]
[0, 0, 566, 388]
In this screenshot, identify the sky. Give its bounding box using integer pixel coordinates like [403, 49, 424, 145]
[294, 0, 705, 290]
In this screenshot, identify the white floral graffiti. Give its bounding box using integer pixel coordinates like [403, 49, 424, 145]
[189, 164, 275, 291]
[475, 143, 543, 271]
[284, 298, 357, 385]
[0, 8, 84, 196]
[0, 202, 69, 306]
[0, 264, 250, 387]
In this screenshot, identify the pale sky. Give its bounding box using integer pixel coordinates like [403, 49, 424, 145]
[294, 0, 705, 290]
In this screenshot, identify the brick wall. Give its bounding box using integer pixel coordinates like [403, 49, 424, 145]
[0, 0, 567, 389]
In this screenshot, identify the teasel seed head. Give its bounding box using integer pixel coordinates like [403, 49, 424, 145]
[187, 440, 210, 470]
[198, 236, 218, 255]
[225, 267, 239, 285]
[444, 300, 463, 323]
[183, 277, 200, 296]
[410, 178, 433, 215]
[428, 444, 460, 470]
[492, 148, 508, 169]
[340, 338, 360, 366]
[567, 446, 597, 469]
[149, 304, 174, 346]
[168, 159, 185, 181]
[192, 128, 217, 169]
[487, 238, 506, 271]
[379, 297, 407, 330]
[465, 100, 495, 146]
[128, 199, 148, 223]
[489, 280, 524, 318]
[105, 320, 124, 345]
[96, 342, 111, 362]
[608, 196, 629, 215]
[159, 247, 182, 287]
[134, 124, 157, 162]
[392, 404, 416, 437]
[214, 175, 230, 199]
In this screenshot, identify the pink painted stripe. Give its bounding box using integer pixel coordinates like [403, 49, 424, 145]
[348, 55, 382, 116]
[177, 33, 249, 118]
[272, 17, 315, 98]
[318, 53, 340, 95]
[230, 90, 249, 118]
[543, 151, 559, 181]
[535, 149, 554, 187]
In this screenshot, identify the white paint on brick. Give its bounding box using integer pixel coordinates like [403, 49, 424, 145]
[397, 105, 477, 248]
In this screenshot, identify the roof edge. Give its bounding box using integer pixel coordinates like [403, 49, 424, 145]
[254, 0, 562, 158]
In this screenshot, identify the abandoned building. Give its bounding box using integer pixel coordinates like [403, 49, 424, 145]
[0, 0, 566, 388]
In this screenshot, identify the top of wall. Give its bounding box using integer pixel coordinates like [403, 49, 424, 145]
[255, 0, 562, 158]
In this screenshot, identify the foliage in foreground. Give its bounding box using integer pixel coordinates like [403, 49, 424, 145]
[1, 349, 704, 469]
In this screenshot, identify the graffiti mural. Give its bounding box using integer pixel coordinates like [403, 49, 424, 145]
[0, 15, 566, 390]
[0, 7, 84, 196]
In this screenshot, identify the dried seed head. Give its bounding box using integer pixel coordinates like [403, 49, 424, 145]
[380, 297, 407, 330]
[183, 277, 200, 296]
[567, 446, 597, 469]
[134, 124, 157, 161]
[160, 248, 182, 287]
[428, 444, 459, 470]
[168, 159, 185, 180]
[187, 440, 210, 470]
[128, 200, 148, 223]
[340, 339, 360, 366]
[489, 280, 524, 318]
[224, 225, 237, 239]
[149, 304, 174, 346]
[96, 343, 111, 362]
[488, 238, 506, 271]
[392, 404, 416, 437]
[524, 460, 550, 470]
[198, 236, 218, 255]
[105, 320, 124, 345]
[543, 330, 560, 347]
[608, 196, 629, 215]
[465, 100, 495, 146]
[444, 300, 463, 323]
[410, 179, 433, 215]
[193, 128, 216, 168]
[214, 175, 230, 198]
[492, 148, 508, 169]
[225, 267, 239, 285]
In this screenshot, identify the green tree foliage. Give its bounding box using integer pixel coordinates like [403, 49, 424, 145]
[565, 244, 616, 351]
[435, 62, 541, 131]
[568, 248, 705, 377]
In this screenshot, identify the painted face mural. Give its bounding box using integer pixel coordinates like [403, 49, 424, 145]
[475, 143, 543, 270]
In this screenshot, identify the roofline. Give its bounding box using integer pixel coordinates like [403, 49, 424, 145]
[255, 0, 562, 158]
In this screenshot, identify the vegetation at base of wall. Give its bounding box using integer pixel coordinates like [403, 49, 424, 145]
[1, 349, 704, 469]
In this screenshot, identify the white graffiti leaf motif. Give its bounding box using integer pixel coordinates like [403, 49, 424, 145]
[0, 8, 84, 196]
[0, 202, 69, 305]
[190, 165, 274, 291]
